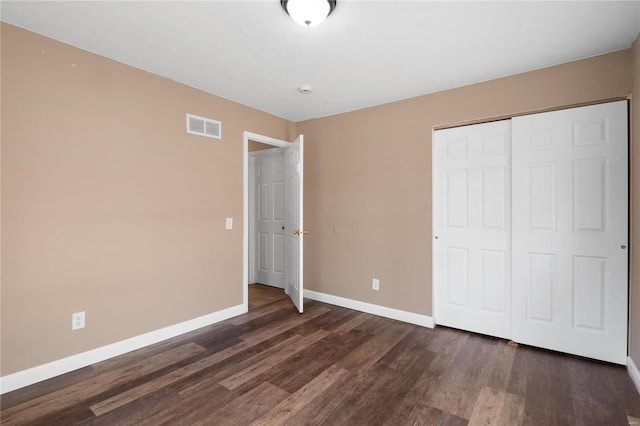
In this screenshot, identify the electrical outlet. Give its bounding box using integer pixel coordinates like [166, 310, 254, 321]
[372, 278, 380, 291]
[72, 311, 85, 330]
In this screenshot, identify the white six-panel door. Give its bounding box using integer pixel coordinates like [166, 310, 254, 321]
[434, 120, 512, 339]
[433, 101, 628, 364]
[285, 135, 304, 313]
[511, 101, 628, 364]
[255, 150, 286, 288]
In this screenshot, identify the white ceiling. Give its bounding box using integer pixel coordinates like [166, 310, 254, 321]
[2, 1, 639, 122]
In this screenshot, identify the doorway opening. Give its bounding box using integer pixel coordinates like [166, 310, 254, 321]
[248, 144, 286, 289]
[243, 131, 305, 313]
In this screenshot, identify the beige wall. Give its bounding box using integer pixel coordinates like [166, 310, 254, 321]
[298, 49, 633, 318]
[0, 23, 295, 375]
[2, 21, 638, 379]
[248, 140, 277, 152]
[630, 33, 640, 366]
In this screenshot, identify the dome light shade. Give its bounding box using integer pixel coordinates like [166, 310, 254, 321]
[281, 0, 337, 27]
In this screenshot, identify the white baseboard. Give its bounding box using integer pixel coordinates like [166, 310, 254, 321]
[628, 356, 640, 396]
[304, 289, 434, 328]
[0, 304, 246, 395]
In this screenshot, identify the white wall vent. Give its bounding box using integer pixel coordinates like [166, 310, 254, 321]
[186, 114, 222, 139]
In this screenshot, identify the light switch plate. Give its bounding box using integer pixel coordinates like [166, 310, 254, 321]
[225, 218, 233, 230]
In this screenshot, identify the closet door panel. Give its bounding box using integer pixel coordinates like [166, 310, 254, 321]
[434, 120, 512, 339]
[512, 100, 628, 364]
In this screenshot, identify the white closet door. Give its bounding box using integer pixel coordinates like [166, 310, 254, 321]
[434, 120, 512, 339]
[512, 101, 628, 364]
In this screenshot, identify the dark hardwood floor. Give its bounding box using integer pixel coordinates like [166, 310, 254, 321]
[2, 284, 639, 425]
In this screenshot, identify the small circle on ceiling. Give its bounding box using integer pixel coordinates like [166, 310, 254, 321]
[298, 85, 313, 95]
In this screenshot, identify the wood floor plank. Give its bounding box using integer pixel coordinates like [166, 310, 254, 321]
[250, 365, 351, 425]
[314, 368, 386, 425]
[176, 320, 327, 393]
[247, 284, 287, 309]
[89, 332, 317, 415]
[171, 331, 300, 396]
[155, 384, 237, 426]
[330, 311, 373, 335]
[423, 326, 469, 377]
[336, 322, 412, 372]
[467, 385, 525, 426]
[77, 387, 181, 426]
[377, 326, 432, 371]
[566, 356, 630, 426]
[190, 311, 285, 350]
[520, 348, 575, 426]
[0, 365, 97, 410]
[136, 305, 329, 401]
[485, 341, 517, 390]
[383, 358, 453, 425]
[506, 341, 530, 397]
[291, 305, 358, 335]
[219, 330, 329, 390]
[192, 381, 290, 426]
[26, 402, 96, 426]
[425, 334, 504, 420]
[285, 363, 384, 425]
[1, 284, 638, 426]
[0, 342, 206, 425]
[386, 406, 469, 426]
[239, 305, 331, 345]
[257, 329, 370, 395]
[608, 365, 640, 419]
[91, 323, 229, 374]
[230, 300, 290, 326]
[345, 351, 434, 425]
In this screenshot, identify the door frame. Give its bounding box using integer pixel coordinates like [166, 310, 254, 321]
[243, 131, 291, 311]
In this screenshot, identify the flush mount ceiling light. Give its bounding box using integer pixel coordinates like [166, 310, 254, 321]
[281, 0, 337, 27]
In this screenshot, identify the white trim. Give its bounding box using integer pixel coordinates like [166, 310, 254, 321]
[628, 356, 640, 396]
[244, 133, 249, 309]
[244, 132, 291, 148]
[248, 154, 256, 285]
[0, 304, 245, 395]
[431, 127, 438, 322]
[243, 131, 292, 311]
[304, 289, 435, 328]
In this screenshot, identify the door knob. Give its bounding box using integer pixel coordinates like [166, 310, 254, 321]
[293, 229, 308, 235]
